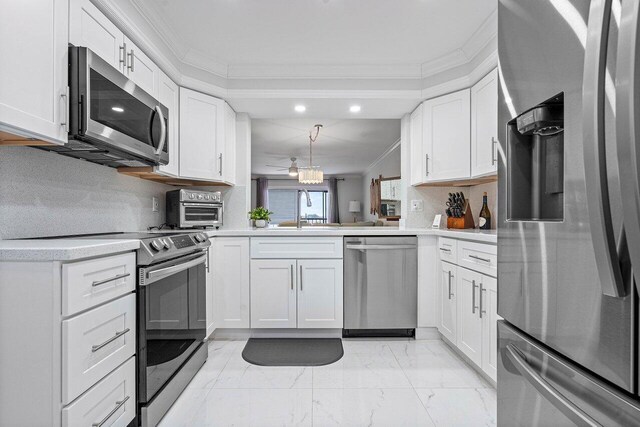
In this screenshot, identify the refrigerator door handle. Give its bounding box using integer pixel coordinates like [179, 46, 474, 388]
[616, 0, 640, 293]
[505, 344, 601, 427]
[582, 0, 626, 298]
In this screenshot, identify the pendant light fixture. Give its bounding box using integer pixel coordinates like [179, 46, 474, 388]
[298, 124, 324, 184]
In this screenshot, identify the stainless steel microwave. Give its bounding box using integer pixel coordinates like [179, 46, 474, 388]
[43, 46, 169, 168]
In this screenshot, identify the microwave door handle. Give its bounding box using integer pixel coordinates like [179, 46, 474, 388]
[582, 0, 626, 298]
[616, 0, 640, 292]
[154, 105, 167, 156]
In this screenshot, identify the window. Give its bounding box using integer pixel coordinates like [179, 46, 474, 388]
[268, 189, 328, 224]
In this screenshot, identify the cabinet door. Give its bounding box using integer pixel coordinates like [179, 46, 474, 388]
[457, 266, 482, 366]
[471, 69, 498, 177]
[481, 274, 498, 382]
[213, 237, 250, 328]
[0, 0, 68, 144]
[69, 0, 124, 72]
[409, 103, 424, 185]
[438, 261, 457, 343]
[222, 102, 237, 184]
[157, 71, 180, 177]
[423, 89, 471, 181]
[206, 245, 215, 337]
[179, 88, 222, 180]
[124, 36, 159, 98]
[251, 260, 297, 328]
[297, 259, 343, 328]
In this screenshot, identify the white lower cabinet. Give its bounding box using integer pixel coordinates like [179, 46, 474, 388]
[438, 261, 457, 343]
[251, 259, 297, 328]
[250, 258, 343, 329]
[206, 245, 215, 337]
[297, 259, 343, 329]
[212, 237, 250, 328]
[437, 237, 499, 382]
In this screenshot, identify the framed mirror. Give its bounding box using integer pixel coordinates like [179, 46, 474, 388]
[377, 175, 401, 220]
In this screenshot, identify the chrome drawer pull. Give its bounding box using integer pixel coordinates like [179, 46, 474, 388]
[92, 395, 130, 427]
[439, 248, 451, 252]
[479, 283, 485, 318]
[469, 254, 491, 263]
[91, 328, 131, 352]
[92, 273, 130, 287]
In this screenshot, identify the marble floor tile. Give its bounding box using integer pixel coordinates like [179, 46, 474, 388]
[212, 341, 312, 389]
[415, 388, 497, 426]
[187, 340, 240, 389]
[313, 388, 436, 426]
[313, 344, 412, 389]
[190, 389, 313, 426]
[158, 386, 211, 427]
[389, 340, 490, 389]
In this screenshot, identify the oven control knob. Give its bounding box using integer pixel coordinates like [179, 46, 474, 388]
[197, 194, 203, 200]
[161, 238, 171, 249]
[150, 239, 163, 251]
[189, 193, 195, 199]
[205, 195, 210, 200]
[194, 233, 206, 243]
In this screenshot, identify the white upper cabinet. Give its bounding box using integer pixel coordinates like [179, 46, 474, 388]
[221, 102, 237, 184]
[157, 71, 179, 177]
[471, 69, 498, 177]
[179, 88, 224, 181]
[409, 104, 424, 186]
[423, 89, 471, 182]
[69, 0, 125, 73]
[123, 36, 159, 98]
[0, 0, 68, 144]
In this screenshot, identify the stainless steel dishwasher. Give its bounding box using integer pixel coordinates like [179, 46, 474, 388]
[343, 236, 417, 337]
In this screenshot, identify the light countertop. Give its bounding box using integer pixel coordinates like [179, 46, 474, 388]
[0, 239, 140, 262]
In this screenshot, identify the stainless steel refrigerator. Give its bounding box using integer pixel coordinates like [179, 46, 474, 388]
[498, 0, 640, 424]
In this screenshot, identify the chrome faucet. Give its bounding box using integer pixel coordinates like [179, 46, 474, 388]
[297, 189, 312, 228]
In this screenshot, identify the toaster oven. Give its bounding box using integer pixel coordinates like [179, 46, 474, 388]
[166, 189, 223, 229]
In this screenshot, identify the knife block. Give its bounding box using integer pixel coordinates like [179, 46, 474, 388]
[447, 201, 475, 229]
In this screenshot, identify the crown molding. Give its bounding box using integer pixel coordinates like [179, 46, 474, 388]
[228, 63, 422, 80]
[363, 138, 401, 176]
[227, 88, 422, 99]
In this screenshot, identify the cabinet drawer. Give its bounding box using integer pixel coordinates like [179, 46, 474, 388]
[62, 357, 135, 427]
[63, 252, 136, 317]
[438, 237, 457, 263]
[457, 241, 497, 277]
[62, 294, 136, 404]
[251, 237, 343, 259]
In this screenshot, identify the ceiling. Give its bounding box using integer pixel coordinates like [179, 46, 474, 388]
[251, 119, 400, 176]
[134, 0, 495, 76]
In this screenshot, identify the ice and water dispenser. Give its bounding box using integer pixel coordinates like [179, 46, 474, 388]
[507, 93, 564, 221]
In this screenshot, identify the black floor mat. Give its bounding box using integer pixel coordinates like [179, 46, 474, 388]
[241, 338, 344, 366]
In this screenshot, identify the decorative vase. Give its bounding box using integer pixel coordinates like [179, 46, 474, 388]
[255, 219, 267, 228]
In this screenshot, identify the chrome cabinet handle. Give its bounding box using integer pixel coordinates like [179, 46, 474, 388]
[91, 328, 130, 352]
[505, 345, 599, 427]
[469, 254, 491, 263]
[471, 280, 477, 314]
[447, 271, 453, 300]
[60, 87, 69, 132]
[92, 272, 130, 287]
[479, 283, 485, 318]
[299, 265, 303, 291]
[127, 49, 135, 72]
[425, 154, 430, 176]
[439, 247, 451, 253]
[218, 154, 223, 176]
[92, 395, 130, 427]
[119, 43, 126, 69]
[583, 0, 625, 298]
[290, 264, 294, 290]
[154, 106, 167, 155]
[491, 137, 497, 165]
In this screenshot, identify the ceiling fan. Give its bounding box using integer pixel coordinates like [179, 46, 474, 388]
[265, 157, 299, 176]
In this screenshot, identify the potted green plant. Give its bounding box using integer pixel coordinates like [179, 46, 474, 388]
[249, 206, 273, 228]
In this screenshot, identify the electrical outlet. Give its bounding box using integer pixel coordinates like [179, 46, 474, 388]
[152, 197, 159, 212]
[411, 199, 424, 212]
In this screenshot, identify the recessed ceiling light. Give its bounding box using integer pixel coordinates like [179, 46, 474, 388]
[350, 105, 361, 113]
[111, 106, 124, 113]
[294, 105, 306, 113]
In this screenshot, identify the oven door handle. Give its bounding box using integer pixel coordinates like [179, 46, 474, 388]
[142, 254, 207, 285]
[181, 202, 221, 208]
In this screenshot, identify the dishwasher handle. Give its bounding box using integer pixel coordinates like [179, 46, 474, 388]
[345, 244, 417, 250]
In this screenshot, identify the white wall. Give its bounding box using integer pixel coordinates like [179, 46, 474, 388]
[250, 176, 364, 222]
[362, 142, 401, 222]
[0, 147, 172, 239]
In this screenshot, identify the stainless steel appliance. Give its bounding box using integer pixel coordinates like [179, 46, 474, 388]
[41, 46, 169, 168]
[498, 0, 640, 424]
[166, 189, 223, 229]
[343, 236, 417, 337]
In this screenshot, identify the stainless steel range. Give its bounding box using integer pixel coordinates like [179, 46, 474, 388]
[78, 232, 210, 427]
